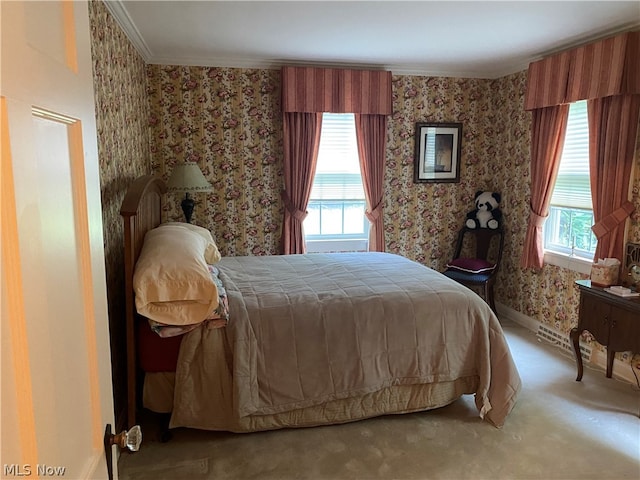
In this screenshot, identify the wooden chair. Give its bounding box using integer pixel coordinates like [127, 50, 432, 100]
[442, 227, 504, 314]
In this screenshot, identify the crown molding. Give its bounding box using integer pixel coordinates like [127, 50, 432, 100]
[145, 55, 519, 80]
[103, 0, 152, 62]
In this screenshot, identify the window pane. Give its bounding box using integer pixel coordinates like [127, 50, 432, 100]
[305, 203, 320, 235]
[545, 206, 596, 256]
[344, 202, 367, 235]
[320, 203, 343, 235]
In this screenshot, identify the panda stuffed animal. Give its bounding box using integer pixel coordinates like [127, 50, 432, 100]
[466, 191, 502, 229]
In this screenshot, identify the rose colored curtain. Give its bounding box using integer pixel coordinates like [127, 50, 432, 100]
[280, 66, 392, 254]
[280, 112, 323, 254]
[522, 31, 639, 268]
[520, 105, 570, 269]
[588, 94, 640, 260]
[524, 51, 571, 111]
[355, 114, 387, 252]
[566, 32, 640, 102]
[282, 67, 392, 115]
[525, 31, 640, 111]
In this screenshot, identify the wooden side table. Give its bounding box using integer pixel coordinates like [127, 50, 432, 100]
[571, 280, 640, 381]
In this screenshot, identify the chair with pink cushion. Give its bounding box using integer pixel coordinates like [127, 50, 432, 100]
[443, 227, 505, 314]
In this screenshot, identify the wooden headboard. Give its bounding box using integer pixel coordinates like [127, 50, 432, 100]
[120, 174, 167, 428]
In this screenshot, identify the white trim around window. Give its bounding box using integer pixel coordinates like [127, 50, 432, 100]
[306, 239, 369, 253]
[543, 250, 592, 275]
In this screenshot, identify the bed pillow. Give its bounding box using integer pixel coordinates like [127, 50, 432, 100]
[147, 265, 230, 337]
[133, 223, 219, 326]
[166, 222, 221, 264]
[445, 258, 495, 274]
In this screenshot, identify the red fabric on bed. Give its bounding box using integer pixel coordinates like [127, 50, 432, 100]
[138, 319, 182, 372]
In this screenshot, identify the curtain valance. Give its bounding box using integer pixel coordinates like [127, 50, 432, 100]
[281, 66, 393, 115]
[525, 31, 640, 110]
[524, 51, 571, 110]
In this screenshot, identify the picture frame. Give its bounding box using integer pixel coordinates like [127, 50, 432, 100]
[413, 122, 462, 183]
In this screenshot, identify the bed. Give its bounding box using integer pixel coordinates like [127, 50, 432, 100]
[120, 174, 521, 433]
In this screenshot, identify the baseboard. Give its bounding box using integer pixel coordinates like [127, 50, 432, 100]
[496, 301, 638, 386]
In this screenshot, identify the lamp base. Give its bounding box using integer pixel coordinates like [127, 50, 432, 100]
[181, 193, 195, 223]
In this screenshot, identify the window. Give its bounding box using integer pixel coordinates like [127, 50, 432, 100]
[304, 113, 369, 252]
[544, 100, 596, 271]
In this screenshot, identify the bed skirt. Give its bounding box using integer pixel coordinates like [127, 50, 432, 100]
[142, 328, 480, 433]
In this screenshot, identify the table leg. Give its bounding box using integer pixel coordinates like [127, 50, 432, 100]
[606, 349, 615, 378]
[570, 327, 584, 381]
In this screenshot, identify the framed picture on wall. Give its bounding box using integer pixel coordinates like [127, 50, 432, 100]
[413, 122, 462, 183]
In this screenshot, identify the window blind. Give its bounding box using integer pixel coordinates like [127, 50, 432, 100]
[551, 100, 592, 210]
[310, 173, 364, 199]
[311, 113, 364, 200]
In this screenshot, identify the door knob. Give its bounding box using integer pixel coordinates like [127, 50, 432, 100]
[105, 424, 142, 451]
[104, 424, 142, 480]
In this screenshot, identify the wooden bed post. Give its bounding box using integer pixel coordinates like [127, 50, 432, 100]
[120, 175, 166, 428]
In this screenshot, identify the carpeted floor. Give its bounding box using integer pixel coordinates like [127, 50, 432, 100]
[118, 320, 640, 480]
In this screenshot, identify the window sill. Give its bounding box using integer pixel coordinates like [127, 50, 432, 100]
[544, 250, 592, 275]
[306, 239, 368, 253]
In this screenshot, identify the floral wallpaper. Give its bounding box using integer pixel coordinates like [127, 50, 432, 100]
[89, 0, 151, 428]
[384, 75, 506, 268]
[92, 1, 640, 426]
[146, 66, 283, 256]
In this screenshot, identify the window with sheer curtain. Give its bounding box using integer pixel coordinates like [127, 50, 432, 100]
[544, 100, 596, 260]
[304, 113, 369, 252]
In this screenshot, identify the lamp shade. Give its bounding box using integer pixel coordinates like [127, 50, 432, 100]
[167, 162, 212, 193]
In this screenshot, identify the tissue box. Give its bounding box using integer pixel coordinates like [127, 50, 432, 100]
[590, 263, 620, 287]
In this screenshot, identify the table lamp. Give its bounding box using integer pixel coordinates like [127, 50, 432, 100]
[166, 162, 213, 223]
